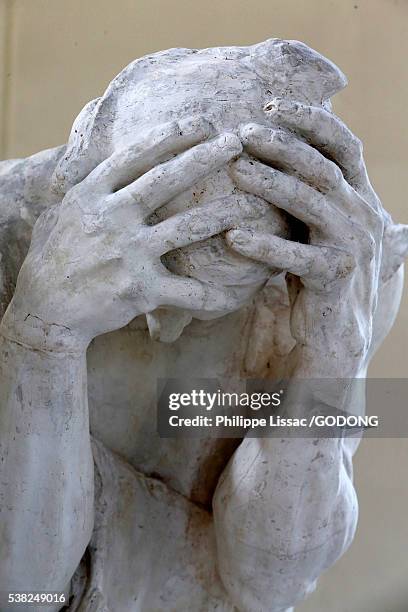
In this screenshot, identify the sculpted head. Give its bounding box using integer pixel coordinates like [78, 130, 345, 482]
[51, 39, 347, 336]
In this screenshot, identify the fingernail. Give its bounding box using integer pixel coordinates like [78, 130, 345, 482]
[226, 229, 251, 246]
[239, 122, 261, 143]
[214, 132, 243, 155]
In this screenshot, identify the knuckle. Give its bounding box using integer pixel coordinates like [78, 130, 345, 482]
[106, 250, 123, 264]
[166, 120, 184, 141]
[329, 162, 344, 186]
[350, 135, 363, 160]
[238, 192, 269, 217]
[362, 232, 376, 260]
[119, 278, 152, 305]
[240, 122, 261, 142]
[308, 105, 324, 128]
[119, 149, 134, 166]
[330, 249, 356, 280]
[130, 227, 148, 248]
[215, 132, 242, 156]
[340, 251, 357, 274]
[66, 182, 84, 201]
[173, 116, 212, 141]
[271, 128, 290, 146]
[121, 183, 136, 200]
[362, 227, 376, 248]
[94, 156, 116, 184]
[118, 281, 136, 300]
[103, 155, 116, 172]
[324, 161, 344, 191]
[354, 136, 363, 153]
[367, 209, 385, 237]
[258, 240, 273, 261]
[371, 208, 384, 227]
[351, 227, 376, 261]
[39, 204, 59, 227]
[169, 119, 181, 133]
[103, 192, 118, 209]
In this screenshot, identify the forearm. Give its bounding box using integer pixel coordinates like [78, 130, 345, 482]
[213, 355, 360, 612]
[214, 439, 356, 612]
[0, 319, 93, 599]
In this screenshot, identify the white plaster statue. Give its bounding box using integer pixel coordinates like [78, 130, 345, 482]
[0, 38, 407, 612]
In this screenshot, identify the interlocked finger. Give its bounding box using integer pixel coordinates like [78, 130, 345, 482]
[230, 157, 345, 233]
[226, 229, 356, 290]
[264, 98, 366, 186]
[240, 123, 344, 193]
[147, 193, 268, 255]
[151, 270, 242, 313]
[111, 133, 242, 219]
[80, 116, 213, 195]
[239, 123, 384, 232]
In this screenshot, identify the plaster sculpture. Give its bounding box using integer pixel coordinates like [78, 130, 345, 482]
[0, 38, 407, 612]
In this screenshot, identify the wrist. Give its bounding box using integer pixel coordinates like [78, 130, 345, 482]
[287, 342, 368, 378]
[1, 299, 88, 355]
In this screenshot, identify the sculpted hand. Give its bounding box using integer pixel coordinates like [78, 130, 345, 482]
[2, 118, 246, 352]
[227, 100, 387, 376]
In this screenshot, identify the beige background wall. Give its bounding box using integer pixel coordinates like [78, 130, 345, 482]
[0, 1, 407, 610]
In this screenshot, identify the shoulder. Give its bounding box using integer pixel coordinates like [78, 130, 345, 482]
[0, 145, 66, 224]
[0, 145, 66, 317]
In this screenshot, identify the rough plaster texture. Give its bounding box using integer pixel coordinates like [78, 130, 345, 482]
[0, 38, 407, 612]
